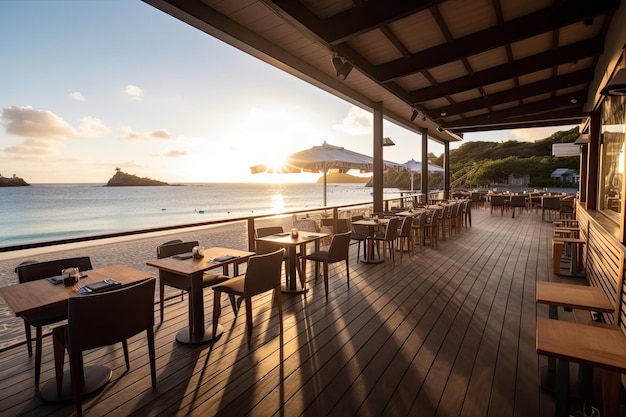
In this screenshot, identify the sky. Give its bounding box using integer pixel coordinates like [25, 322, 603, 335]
[0, 0, 576, 184]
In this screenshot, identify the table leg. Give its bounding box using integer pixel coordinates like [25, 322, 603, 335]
[361, 237, 384, 264]
[176, 272, 223, 344]
[282, 246, 308, 294]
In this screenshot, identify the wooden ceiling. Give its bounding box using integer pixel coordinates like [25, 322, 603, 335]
[144, 0, 621, 142]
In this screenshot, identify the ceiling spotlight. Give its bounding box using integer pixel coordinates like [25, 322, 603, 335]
[331, 54, 353, 80]
[436, 126, 443, 132]
[422, 116, 426, 122]
[383, 137, 395, 147]
[410, 109, 418, 122]
[570, 98, 578, 104]
[600, 68, 626, 96]
[440, 112, 447, 117]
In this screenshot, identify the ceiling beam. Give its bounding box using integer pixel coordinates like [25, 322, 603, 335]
[431, 69, 594, 117]
[450, 117, 585, 133]
[375, 0, 618, 82]
[444, 94, 587, 129]
[409, 37, 604, 103]
[263, 0, 446, 46]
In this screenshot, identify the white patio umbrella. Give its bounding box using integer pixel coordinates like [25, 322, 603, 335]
[250, 141, 401, 206]
[401, 158, 445, 192]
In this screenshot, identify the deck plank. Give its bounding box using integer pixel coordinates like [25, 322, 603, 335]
[0, 206, 580, 416]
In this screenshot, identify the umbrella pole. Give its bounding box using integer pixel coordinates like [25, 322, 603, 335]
[323, 171, 327, 206]
[410, 172, 414, 193]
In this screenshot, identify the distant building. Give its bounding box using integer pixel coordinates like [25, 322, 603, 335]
[551, 168, 579, 183]
[508, 174, 530, 187]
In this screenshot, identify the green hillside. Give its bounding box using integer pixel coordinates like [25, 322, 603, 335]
[380, 127, 580, 190]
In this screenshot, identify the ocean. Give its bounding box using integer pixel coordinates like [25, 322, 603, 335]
[0, 182, 400, 248]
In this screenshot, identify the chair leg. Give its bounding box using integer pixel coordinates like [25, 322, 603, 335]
[24, 321, 32, 357]
[35, 327, 43, 387]
[245, 296, 253, 348]
[212, 292, 222, 338]
[122, 339, 130, 370]
[323, 263, 329, 300]
[159, 283, 165, 323]
[147, 327, 157, 388]
[345, 259, 350, 288]
[53, 330, 65, 397]
[228, 294, 240, 316]
[275, 286, 283, 338]
[69, 352, 84, 417]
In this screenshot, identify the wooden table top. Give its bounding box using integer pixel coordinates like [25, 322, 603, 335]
[146, 247, 254, 277]
[352, 218, 390, 227]
[0, 264, 152, 317]
[255, 231, 329, 247]
[536, 317, 626, 373]
[536, 281, 614, 312]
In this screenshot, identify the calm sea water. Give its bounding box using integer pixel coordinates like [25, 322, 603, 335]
[0, 182, 401, 248]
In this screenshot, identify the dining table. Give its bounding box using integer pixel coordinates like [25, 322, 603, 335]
[146, 247, 254, 344]
[351, 218, 390, 264]
[0, 264, 152, 402]
[255, 230, 329, 293]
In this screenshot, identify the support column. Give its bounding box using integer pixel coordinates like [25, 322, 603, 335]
[421, 128, 429, 203]
[587, 112, 600, 210]
[444, 141, 450, 200]
[373, 102, 384, 213]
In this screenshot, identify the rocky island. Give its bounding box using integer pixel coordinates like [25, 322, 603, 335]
[0, 174, 30, 187]
[105, 169, 168, 186]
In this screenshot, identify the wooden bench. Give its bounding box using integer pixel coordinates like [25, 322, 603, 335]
[537, 318, 626, 417]
[552, 236, 585, 276]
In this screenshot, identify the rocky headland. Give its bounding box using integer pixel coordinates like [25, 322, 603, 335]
[0, 175, 30, 187]
[105, 171, 168, 186]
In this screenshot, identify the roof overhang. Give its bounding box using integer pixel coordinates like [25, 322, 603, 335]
[143, 0, 624, 141]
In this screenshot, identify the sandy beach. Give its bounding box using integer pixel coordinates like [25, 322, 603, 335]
[0, 215, 300, 349]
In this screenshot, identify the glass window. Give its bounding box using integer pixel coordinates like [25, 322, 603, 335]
[600, 95, 626, 219]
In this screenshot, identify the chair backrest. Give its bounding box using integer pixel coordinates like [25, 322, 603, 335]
[16, 257, 93, 284]
[157, 240, 198, 259]
[336, 218, 350, 234]
[412, 212, 427, 228]
[470, 192, 482, 202]
[351, 215, 364, 222]
[326, 231, 352, 263]
[255, 227, 284, 255]
[243, 249, 285, 297]
[510, 195, 526, 208]
[430, 209, 442, 227]
[399, 216, 412, 237]
[440, 205, 451, 219]
[542, 196, 561, 209]
[384, 218, 400, 240]
[66, 278, 155, 352]
[490, 195, 506, 205]
[256, 226, 284, 238]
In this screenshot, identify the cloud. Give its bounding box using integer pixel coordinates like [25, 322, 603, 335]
[333, 106, 372, 135]
[150, 129, 172, 139]
[1, 105, 76, 139]
[68, 92, 86, 101]
[121, 129, 141, 140]
[154, 149, 187, 157]
[4, 138, 57, 155]
[78, 116, 111, 137]
[124, 84, 144, 100]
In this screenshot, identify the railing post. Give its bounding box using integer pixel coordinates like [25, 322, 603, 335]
[247, 218, 256, 252]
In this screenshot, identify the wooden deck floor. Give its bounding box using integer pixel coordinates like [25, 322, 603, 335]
[0, 206, 576, 416]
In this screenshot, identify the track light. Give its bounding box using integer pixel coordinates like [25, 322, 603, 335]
[383, 137, 395, 147]
[410, 109, 418, 122]
[422, 116, 426, 122]
[600, 68, 626, 96]
[332, 55, 353, 80]
[437, 126, 443, 132]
